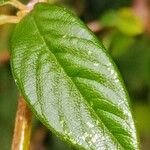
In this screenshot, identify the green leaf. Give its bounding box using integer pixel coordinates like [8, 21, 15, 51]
[117, 8, 144, 36]
[0, 0, 9, 6]
[100, 10, 118, 27]
[100, 8, 144, 36]
[11, 3, 139, 150]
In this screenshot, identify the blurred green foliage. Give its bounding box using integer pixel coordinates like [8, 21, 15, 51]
[100, 8, 144, 36]
[0, 64, 18, 150]
[0, 0, 150, 149]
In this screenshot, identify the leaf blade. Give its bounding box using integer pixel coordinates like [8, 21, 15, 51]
[11, 3, 139, 150]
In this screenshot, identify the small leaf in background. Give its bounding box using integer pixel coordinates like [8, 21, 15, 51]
[117, 8, 144, 36]
[0, 0, 9, 6]
[11, 3, 139, 149]
[100, 7, 144, 36]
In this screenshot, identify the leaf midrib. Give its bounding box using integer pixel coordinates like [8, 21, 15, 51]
[31, 15, 96, 149]
[32, 12, 129, 149]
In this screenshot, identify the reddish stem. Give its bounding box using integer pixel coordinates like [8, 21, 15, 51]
[11, 96, 32, 150]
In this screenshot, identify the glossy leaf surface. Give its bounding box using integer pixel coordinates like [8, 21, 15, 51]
[11, 3, 138, 150]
